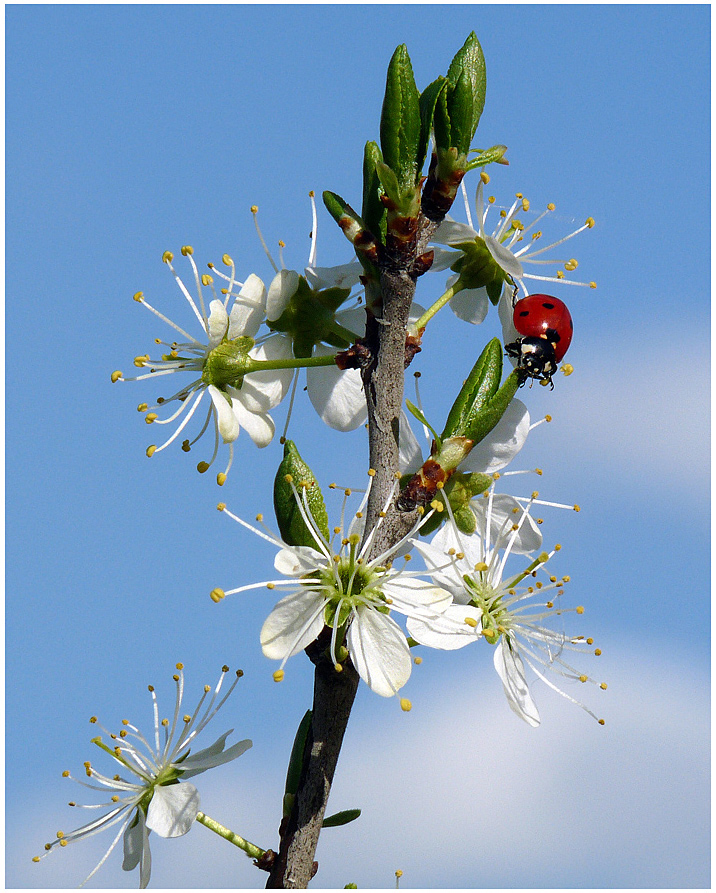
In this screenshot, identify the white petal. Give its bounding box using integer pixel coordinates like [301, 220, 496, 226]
[208, 385, 240, 443]
[428, 245, 461, 272]
[274, 545, 323, 576]
[410, 538, 469, 599]
[335, 305, 367, 339]
[380, 576, 453, 615]
[146, 783, 200, 838]
[207, 301, 229, 347]
[399, 410, 424, 475]
[305, 261, 362, 290]
[407, 603, 482, 650]
[449, 286, 489, 325]
[260, 588, 326, 659]
[485, 235, 524, 279]
[472, 494, 542, 554]
[498, 286, 520, 348]
[307, 345, 367, 431]
[267, 269, 299, 321]
[433, 217, 478, 246]
[461, 398, 530, 474]
[243, 335, 295, 409]
[230, 396, 275, 448]
[494, 638, 540, 727]
[347, 608, 412, 697]
[181, 736, 252, 777]
[229, 274, 266, 340]
[122, 811, 148, 873]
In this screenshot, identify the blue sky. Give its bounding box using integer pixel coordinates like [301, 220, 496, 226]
[6, 4, 710, 889]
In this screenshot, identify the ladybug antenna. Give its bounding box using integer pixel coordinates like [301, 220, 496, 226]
[511, 282, 519, 308]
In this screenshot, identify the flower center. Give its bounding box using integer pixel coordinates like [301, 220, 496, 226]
[201, 337, 255, 389]
[320, 555, 383, 628]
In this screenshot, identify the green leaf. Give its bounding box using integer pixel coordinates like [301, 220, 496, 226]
[380, 44, 421, 190]
[405, 399, 441, 452]
[446, 32, 486, 147]
[362, 141, 387, 244]
[322, 808, 362, 828]
[418, 77, 447, 171]
[284, 710, 312, 803]
[274, 441, 330, 547]
[441, 339, 503, 439]
[463, 369, 521, 445]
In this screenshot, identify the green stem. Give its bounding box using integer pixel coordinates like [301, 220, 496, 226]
[195, 811, 265, 860]
[413, 282, 458, 330]
[248, 353, 339, 372]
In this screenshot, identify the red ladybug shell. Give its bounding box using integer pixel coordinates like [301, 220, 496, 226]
[512, 294, 573, 362]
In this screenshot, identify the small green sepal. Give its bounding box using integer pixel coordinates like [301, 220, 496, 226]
[268, 275, 353, 359]
[274, 442, 330, 548]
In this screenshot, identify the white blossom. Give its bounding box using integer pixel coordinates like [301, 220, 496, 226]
[114, 249, 294, 484]
[431, 174, 596, 323]
[407, 488, 604, 726]
[215, 482, 452, 698]
[35, 665, 250, 888]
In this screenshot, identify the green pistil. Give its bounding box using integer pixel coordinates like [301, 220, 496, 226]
[202, 337, 255, 388]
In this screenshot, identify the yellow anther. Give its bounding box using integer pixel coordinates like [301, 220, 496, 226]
[600, 682, 608, 690]
[133, 356, 147, 368]
[455, 552, 464, 560]
[133, 291, 144, 302]
[573, 504, 580, 512]
[162, 251, 173, 263]
[521, 199, 530, 211]
[546, 601, 554, 608]
[575, 603, 583, 612]
[145, 413, 158, 424]
[535, 468, 543, 475]
[594, 648, 602, 656]
[395, 870, 404, 879]
[217, 472, 227, 486]
[561, 363, 574, 376]
[556, 270, 565, 279]
[492, 472, 500, 480]
[355, 511, 363, 519]
[181, 714, 191, 724]
[488, 195, 495, 204]
[201, 273, 213, 286]
[394, 471, 402, 479]
[464, 616, 478, 628]
[221, 288, 228, 295]
[267, 583, 275, 590]
[598, 718, 605, 725]
[474, 561, 488, 572]
[273, 670, 285, 683]
[334, 662, 343, 673]
[586, 637, 594, 645]
[222, 254, 233, 266]
[111, 370, 122, 383]
[32, 856, 41, 862]
[554, 543, 561, 551]
[367, 468, 376, 476]
[62, 770, 70, 777]
[538, 551, 549, 563]
[278, 240, 286, 249]
[181, 440, 191, 453]
[344, 488, 352, 496]
[547, 202, 556, 211]
[254, 513, 263, 522]
[284, 473, 294, 483]
[589, 281, 597, 289]
[435, 481, 444, 490]
[161, 718, 168, 726]
[329, 482, 337, 489]
[511, 523, 519, 531]
[564, 259, 578, 271]
[499, 209, 507, 218]
[586, 217, 595, 228]
[400, 698, 412, 712]
[197, 461, 210, 474]
[579, 675, 588, 683]
[532, 231, 542, 240]
[251, 205, 258, 214]
[181, 245, 193, 256]
[515, 192, 523, 199]
[210, 588, 225, 603]
[480, 171, 490, 184]
[414, 656, 422, 665]
[379, 510, 387, 517]
[60, 840, 68, 847]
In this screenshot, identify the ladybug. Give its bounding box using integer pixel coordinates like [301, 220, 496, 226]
[505, 292, 573, 389]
